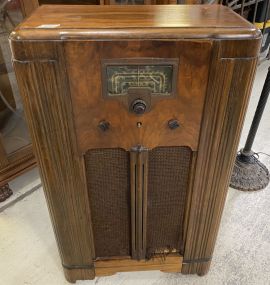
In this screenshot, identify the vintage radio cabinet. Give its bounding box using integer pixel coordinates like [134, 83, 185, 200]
[10, 5, 261, 283]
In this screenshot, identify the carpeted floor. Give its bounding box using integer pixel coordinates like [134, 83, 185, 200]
[0, 62, 269, 285]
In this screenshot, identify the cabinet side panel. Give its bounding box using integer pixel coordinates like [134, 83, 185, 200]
[13, 47, 95, 277]
[182, 41, 258, 275]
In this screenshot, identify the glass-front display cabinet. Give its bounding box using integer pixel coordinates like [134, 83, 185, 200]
[0, 0, 36, 202]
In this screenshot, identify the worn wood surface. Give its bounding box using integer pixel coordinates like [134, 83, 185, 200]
[95, 254, 182, 276]
[11, 4, 261, 282]
[10, 5, 260, 40]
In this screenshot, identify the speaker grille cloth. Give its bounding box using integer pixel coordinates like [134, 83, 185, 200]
[147, 146, 191, 256]
[85, 148, 130, 258]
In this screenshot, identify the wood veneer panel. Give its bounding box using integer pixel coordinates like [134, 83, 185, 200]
[64, 40, 211, 152]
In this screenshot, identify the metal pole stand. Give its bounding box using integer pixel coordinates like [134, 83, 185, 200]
[230, 67, 270, 191]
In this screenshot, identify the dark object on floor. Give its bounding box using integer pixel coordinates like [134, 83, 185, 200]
[0, 183, 12, 202]
[230, 67, 270, 191]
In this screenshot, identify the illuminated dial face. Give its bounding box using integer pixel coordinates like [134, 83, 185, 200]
[106, 65, 173, 96]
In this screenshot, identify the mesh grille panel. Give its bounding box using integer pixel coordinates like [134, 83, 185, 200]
[85, 148, 131, 258]
[147, 146, 191, 256]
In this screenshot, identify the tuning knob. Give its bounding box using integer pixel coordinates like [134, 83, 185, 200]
[98, 120, 110, 132]
[168, 119, 180, 130]
[132, 99, 147, 115]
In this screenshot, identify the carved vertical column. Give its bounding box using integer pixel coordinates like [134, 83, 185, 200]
[182, 41, 259, 275]
[12, 43, 95, 282]
[130, 146, 148, 260]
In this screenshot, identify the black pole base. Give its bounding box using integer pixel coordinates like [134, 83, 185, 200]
[230, 149, 270, 191]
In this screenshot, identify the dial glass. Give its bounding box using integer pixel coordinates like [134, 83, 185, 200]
[106, 65, 173, 96]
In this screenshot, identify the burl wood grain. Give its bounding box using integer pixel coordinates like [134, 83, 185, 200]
[65, 40, 212, 152]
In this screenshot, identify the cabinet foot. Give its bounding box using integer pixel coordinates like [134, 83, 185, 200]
[63, 266, 95, 283]
[181, 259, 211, 276]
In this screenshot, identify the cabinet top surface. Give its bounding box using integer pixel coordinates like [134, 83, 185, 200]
[11, 5, 260, 40]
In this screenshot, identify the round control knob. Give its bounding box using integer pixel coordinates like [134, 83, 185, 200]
[132, 99, 147, 115]
[168, 119, 180, 130]
[98, 120, 110, 132]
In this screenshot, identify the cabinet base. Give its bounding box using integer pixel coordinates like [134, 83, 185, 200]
[95, 254, 182, 277]
[63, 254, 183, 283]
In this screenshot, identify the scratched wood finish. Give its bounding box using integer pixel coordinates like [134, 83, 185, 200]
[10, 5, 261, 283]
[10, 5, 260, 41]
[13, 5, 256, 30]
